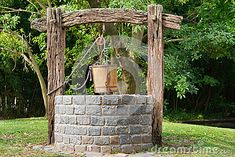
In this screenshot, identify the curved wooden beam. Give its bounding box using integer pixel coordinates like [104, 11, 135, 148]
[31, 8, 183, 32]
[63, 8, 148, 27]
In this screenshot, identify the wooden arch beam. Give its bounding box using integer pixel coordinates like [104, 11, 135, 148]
[31, 8, 183, 32]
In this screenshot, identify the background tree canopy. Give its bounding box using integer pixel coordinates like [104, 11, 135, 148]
[0, 0, 234, 119]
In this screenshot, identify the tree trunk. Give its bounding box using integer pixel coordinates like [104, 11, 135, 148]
[21, 52, 48, 116]
[28, 52, 48, 116]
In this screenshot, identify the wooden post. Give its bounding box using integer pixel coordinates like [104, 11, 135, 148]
[147, 4, 164, 146]
[47, 8, 65, 144]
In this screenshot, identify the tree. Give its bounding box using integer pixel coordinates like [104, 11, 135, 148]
[0, 14, 48, 115]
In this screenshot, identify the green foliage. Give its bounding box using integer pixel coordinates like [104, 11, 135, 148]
[0, 14, 20, 30]
[164, 54, 198, 98]
[0, 0, 15, 7]
[109, 0, 152, 10]
[164, 110, 206, 122]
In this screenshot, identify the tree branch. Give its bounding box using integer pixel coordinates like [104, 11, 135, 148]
[47, 0, 52, 8]
[35, 0, 47, 11]
[0, 6, 40, 15]
[165, 38, 186, 43]
[27, 0, 40, 13]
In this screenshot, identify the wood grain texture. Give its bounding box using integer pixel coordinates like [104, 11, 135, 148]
[47, 8, 65, 144]
[31, 8, 183, 32]
[147, 4, 164, 146]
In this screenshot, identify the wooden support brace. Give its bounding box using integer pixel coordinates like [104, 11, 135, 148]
[47, 7, 65, 144]
[147, 4, 164, 146]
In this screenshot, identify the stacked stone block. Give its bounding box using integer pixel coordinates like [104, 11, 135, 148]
[54, 95, 154, 154]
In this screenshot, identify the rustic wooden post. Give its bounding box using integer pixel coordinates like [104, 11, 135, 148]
[47, 8, 65, 144]
[147, 4, 164, 146]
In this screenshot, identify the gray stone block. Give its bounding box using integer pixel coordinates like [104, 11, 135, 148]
[88, 127, 101, 136]
[73, 95, 85, 105]
[69, 135, 82, 145]
[86, 95, 102, 105]
[68, 116, 77, 125]
[65, 144, 75, 153]
[63, 96, 72, 105]
[91, 117, 104, 126]
[121, 145, 134, 153]
[103, 95, 119, 105]
[133, 144, 142, 153]
[128, 116, 140, 125]
[116, 126, 129, 134]
[140, 115, 152, 125]
[101, 146, 111, 154]
[142, 135, 152, 143]
[111, 146, 121, 153]
[55, 124, 65, 134]
[86, 106, 101, 116]
[87, 145, 101, 152]
[102, 106, 116, 115]
[122, 95, 135, 105]
[132, 135, 142, 144]
[66, 106, 74, 115]
[59, 105, 66, 114]
[103, 127, 116, 135]
[146, 105, 153, 114]
[55, 106, 60, 114]
[65, 125, 74, 135]
[130, 125, 142, 134]
[63, 135, 70, 144]
[105, 117, 117, 126]
[116, 105, 129, 115]
[77, 116, 90, 125]
[60, 115, 69, 124]
[75, 145, 86, 153]
[147, 96, 154, 104]
[54, 125, 59, 132]
[55, 133, 63, 142]
[110, 136, 119, 145]
[54, 115, 60, 124]
[136, 95, 147, 104]
[142, 126, 152, 134]
[142, 143, 153, 150]
[73, 126, 87, 135]
[74, 106, 86, 115]
[94, 136, 110, 145]
[130, 105, 146, 115]
[55, 96, 63, 105]
[55, 143, 65, 152]
[120, 135, 131, 144]
[82, 136, 94, 144]
[117, 117, 129, 126]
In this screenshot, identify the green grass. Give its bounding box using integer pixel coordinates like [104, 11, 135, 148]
[0, 118, 235, 157]
[0, 117, 61, 157]
[162, 122, 235, 157]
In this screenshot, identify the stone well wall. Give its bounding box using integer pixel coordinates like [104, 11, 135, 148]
[54, 95, 154, 154]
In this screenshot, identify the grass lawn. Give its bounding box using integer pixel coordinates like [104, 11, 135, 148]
[0, 118, 234, 157]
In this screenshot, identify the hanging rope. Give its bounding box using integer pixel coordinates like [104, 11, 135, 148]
[71, 66, 92, 91]
[47, 36, 102, 95]
[47, 24, 109, 95]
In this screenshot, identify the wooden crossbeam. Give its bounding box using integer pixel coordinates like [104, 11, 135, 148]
[31, 8, 183, 32]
